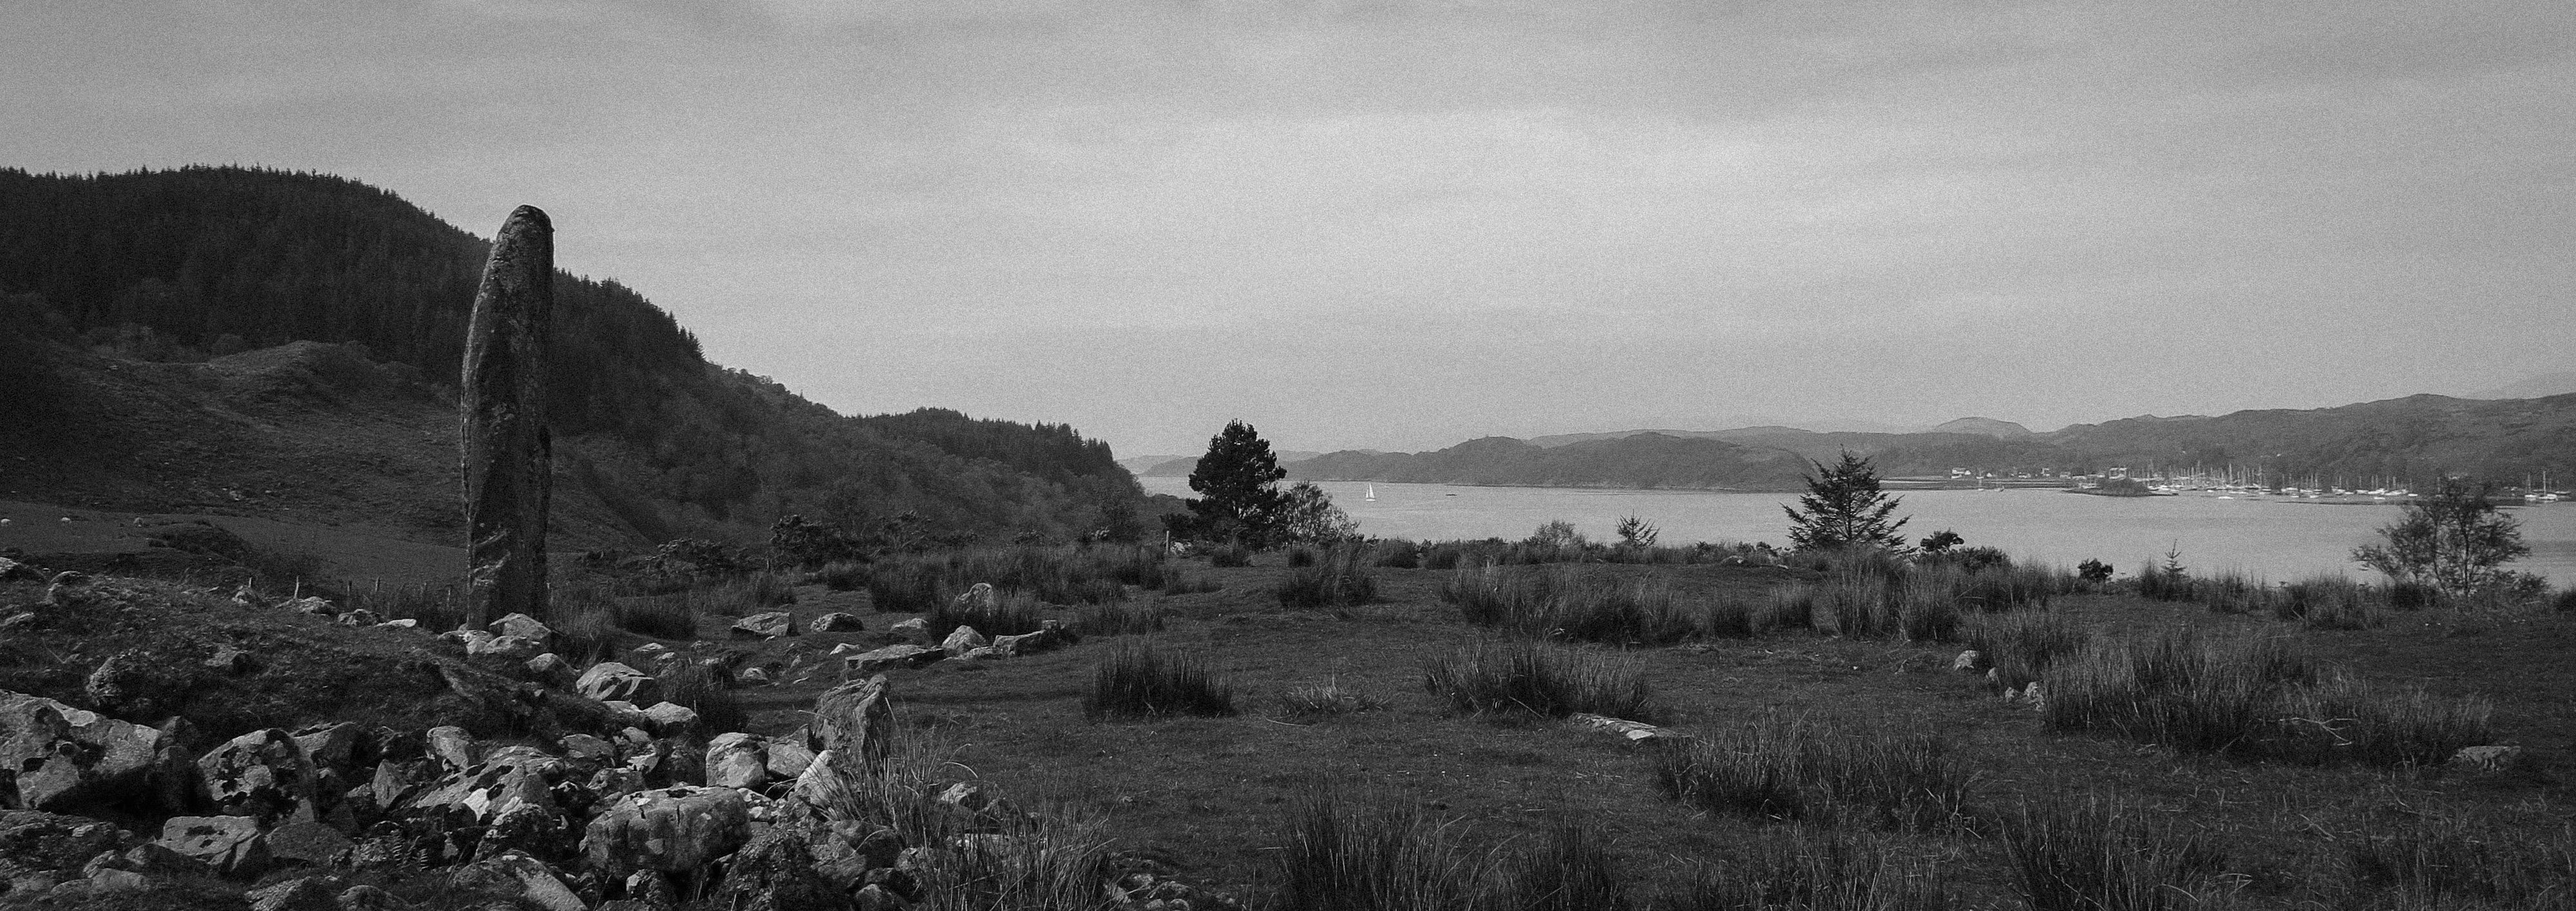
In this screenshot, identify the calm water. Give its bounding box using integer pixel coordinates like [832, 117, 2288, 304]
[1140, 477, 2576, 586]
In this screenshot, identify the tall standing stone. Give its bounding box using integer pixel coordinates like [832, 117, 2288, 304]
[462, 206, 554, 629]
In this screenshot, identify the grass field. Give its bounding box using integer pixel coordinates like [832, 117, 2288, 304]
[688, 550, 2575, 909]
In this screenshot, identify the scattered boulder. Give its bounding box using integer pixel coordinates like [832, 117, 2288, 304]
[43, 571, 97, 608]
[205, 644, 259, 673]
[950, 582, 998, 612]
[158, 814, 270, 878]
[291, 722, 363, 774]
[705, 733, 769, 790]
[559, 733, 616, 764]
[334, 608, 383, 626]
[265, 819, 354, 868]
[375, 618, 419, 629]
[426, 725, 478, 773]
[0, 690, 179, 811]
[2450, 745, 2523, 772]
[957, 645, 1007, 661]
[577, 662, 663, 704]
[245, 875, 341, 911]
[0, 557, 37, 581]
[580, 785, 752, 876]
[450, 849, 587, 911]
[526, 652, 573, 683]
[810, 675, 895, 765]
[468, 634, 544, 660]
[488, 612, 555, 646]
[711, 825, 852, 911]
[887, 618, 933, 646]
[197, 727, 322, 823]
[941, 625, 989, 657]
[844, 644, 942, 677]
[1951, 649, 1982, 673]
[990, 623, 1068, 657]
[282, 596, 337, 616]
[810, 612, 866, 633]
[1570, 713, 1687, 743]
[641, 702, 699, 735]
[1, 809, 130, 881]
[732, 611, 796, 639]
[739, 666, 772, 684]
[764, 738, 817, 781]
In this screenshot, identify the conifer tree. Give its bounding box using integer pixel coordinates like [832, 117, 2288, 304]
[1185, 420, 1288, 546]
[1783, 450, 1911, 552]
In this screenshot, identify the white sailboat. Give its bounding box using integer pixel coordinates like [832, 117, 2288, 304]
[1365, 484, 1378, 502]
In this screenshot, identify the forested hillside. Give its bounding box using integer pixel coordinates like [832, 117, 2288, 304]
[0, 166, 1143, 546]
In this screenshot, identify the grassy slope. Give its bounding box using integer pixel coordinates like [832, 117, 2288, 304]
[694, 556, 2571, 908]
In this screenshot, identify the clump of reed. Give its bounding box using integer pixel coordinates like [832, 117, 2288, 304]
[1652, 714, 1968, 832]
[1662, 827, 1956, 911]
[1278, 545, 1378, 609]
[1074, 600, 1166, 636]
[2277, 575, 2389, 629]
[1418, 638, 1660, 722]
[1962, 611, 2090, 689]
[2002, 796, 2226, 911]
[925, 591, 1049, 639]
[1272, 787, 1634, 911]
[1083, 641, 1237, 720]
[1441, 564, 1694, 646]
[653, 659, 746, 735]
[1276, 679, 1390, 719]
[2042, 629, 2490, 765]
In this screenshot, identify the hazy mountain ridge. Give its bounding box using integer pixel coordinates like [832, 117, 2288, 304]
[0, 166, 1144, 546]
[1289, 396, 2576, 491]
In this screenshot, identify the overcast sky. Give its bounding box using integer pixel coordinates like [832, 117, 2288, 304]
[9, 1, 2572, 457]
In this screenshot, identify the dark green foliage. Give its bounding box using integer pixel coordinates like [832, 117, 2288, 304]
[1918, 530, 1964, 554]
[2075, 559, 2114, 584]
[1208, 544, 1253, 568]
[1084, 642, 1237, 720]
[1277, 546, 1378, 610]
[2002, 798, 2225, 911]
[1419, 639, 1661, 722]
[1184, 420, 1288, 546]
[1277, 481, 1361, 544]
[0, 167, 1145, 546]
[1784, 452, 1911, 553]
[1653, 715, 1967, 832]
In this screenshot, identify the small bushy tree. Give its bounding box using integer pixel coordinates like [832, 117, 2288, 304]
[2353, 478, 2529, 595]
[1276, 481, 1359, 544]
[1615, 515, 1660, 548]
[1182, 419, 1288, 546]
[1783, 451, 1911, 553]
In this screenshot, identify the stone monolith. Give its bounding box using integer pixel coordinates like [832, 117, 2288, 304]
[462, 206, 554, 629]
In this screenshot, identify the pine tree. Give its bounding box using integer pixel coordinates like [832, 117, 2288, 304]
[1184, 420, 1288, 546]
[1783, 451, 1911, 553]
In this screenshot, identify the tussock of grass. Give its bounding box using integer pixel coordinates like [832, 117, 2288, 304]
[653, 660, 744, 734]
[1273, 787, 1490, 911]
[1277, 680, 1389, 718]
[2277, 575, 2388, 629]
[815, 559, 867, 591]
[549, 584, 622, 664]
[1700, 595, 1757, 638]
[1372, 539, 1423, 568]
[1497, 821, 1632, 911]
[1084, 641, 1237, 720]
[2043, 629, 2488, 765]
[1074, 601, 1166, 636]
[2344, 805, 2576, 910]
[1652, 715, 1967, 832]
[343, 579, 462, 629]
[1664, 827, 1955, 911]
[1278, 545, 1379, 609]
[2002, 797, 2225, 911]
[1962, 611, 2090, 689]
[1418, 639, 1660, 722]
[614, 593, 699, 639]
[927, 591, 1048, 639]
[2197, 569, 2273, 615]
[1441, 564, 1692, 646]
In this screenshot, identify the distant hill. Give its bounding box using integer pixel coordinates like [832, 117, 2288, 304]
[1289, 396, 2576, 492]
[2465, 372, 2576, 400]
[1140, 451, 1329, 477]
[0, 166, 1144, 547]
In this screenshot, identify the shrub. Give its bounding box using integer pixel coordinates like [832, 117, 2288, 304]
[816, 560, 867, 592]
[1287, 547, 1318, 568]
[1074, 602, 1165, 636]
[2076, 559, 2114, 584]
[2387, 580, 2444, 611]
[2136, 547, 2192, 601]
[1083, 642, 1237, 720]
[1208, 544, 1253, 568]
[2002, 797, 2225, 911]
[1277, 546, 1378, 610]
[1419, 639, 1660, 722]
[1653, 714, 1966, 831]
[1962, 612, 2089, 689]
[1371, 539, 1423, 569]
[614, 594, 699, 639]
[2278, 575, 2387, 629]
[1663, 827, 1955, 911]
[1277, 680, 1389, 719]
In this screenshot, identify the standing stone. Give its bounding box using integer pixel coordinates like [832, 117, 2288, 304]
[461, 205, 555, 631]
[808, 675, 894, 767]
